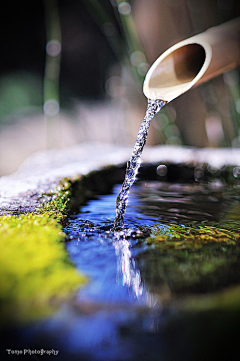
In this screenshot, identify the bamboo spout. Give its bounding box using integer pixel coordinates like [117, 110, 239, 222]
[143, 17, 240, 103]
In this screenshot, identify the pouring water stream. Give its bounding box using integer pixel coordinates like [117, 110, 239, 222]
[113, 98, 166, 228]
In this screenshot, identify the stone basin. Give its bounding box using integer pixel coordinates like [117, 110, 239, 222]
[1, 143, 240, 361]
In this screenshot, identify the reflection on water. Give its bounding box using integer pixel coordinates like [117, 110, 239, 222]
[65, 179, 238, 304]
[45, 179, 238, 360]
[65, 195, 157, 307]
[114, 237, 143, 298]
[4, 179, 240, 361]
[129, 180, 226, 222]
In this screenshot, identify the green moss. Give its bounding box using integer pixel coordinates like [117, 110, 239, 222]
[148, 223, 239, 249]
[0, 179, 87, 325]
[138, 222, 240, 296]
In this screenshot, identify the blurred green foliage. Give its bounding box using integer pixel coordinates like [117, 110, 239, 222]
[0, 72, 42, 121]
[0, 0, 239, 148]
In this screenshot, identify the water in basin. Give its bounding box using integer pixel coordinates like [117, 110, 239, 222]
[4, 176, 240, 361]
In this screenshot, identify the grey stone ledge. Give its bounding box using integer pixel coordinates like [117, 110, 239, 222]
[1, 142, 240, 215]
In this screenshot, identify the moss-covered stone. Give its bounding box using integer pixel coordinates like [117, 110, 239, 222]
[0, 167, 125, 325]
[0, 179, 87, 325]
[148, 222, 239, 249]
[138, 222, 240, 297]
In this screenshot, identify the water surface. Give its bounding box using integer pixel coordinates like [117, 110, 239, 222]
[4, 178, 240, 361]
[51, 179, 240, 360]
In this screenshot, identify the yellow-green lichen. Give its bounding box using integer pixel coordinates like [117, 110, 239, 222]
[0, 179, 87, 325]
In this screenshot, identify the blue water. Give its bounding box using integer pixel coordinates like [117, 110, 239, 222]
[42, 180, 223, 360]
[15, 183, 171, 361]
[3, 180, 236, 361]
[65, 184, 166, 316]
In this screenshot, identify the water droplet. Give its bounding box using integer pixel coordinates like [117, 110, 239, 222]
[157, 165, 168, 177]
[233, 167, 240, 178]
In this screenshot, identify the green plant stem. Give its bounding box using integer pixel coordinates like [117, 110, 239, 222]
[82, 0, 125, 62]
[43, 0, 61, 103]
[115, 0, 144, 54]
[43, 0, 62, 148]
[114, 0, 146, 81]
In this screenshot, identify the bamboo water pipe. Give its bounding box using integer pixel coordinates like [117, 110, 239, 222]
[143, 17, 240, 103]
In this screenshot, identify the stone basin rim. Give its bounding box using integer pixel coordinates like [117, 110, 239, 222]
[1, 143, 240, 215]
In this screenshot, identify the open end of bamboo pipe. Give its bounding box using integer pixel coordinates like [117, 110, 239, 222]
[143, 41, 211, 102]
[143, 18, 240, 103]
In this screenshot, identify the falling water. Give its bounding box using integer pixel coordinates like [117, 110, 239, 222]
[113, 98, 166, 228]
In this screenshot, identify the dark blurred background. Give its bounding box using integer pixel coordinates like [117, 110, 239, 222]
[0, 0, 240, 175]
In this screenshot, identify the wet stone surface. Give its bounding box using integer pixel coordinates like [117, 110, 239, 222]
[0, 180, 59, 216]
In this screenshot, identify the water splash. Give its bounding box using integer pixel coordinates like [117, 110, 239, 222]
[113, 235, 143, 298]
[114, 98, 166, 228]
[65, 216, 152, 303]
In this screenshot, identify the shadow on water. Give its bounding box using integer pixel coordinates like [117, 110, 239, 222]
[2, 164, 240, 361]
